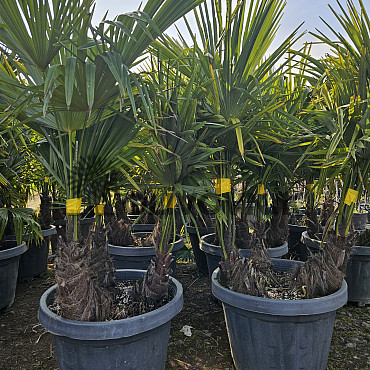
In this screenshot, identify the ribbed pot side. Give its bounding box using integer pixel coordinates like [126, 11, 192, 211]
[211, 259, 348, 370]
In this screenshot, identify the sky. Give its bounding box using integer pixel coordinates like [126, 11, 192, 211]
[92, 0, 370, 59]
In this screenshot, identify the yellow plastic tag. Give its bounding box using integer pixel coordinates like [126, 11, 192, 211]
[344, 188, 358, 206]
[215, 178, 231, 195]
[164, 191, 176, 209]
[44, 177, 49, 183]
[257, 184, 265, 195]
[66, 198, 82, 215]
[306, 184, 314, 191]
[94, 204, 104, 215]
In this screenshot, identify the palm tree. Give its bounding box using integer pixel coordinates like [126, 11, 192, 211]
[301, 0, 370, 238]
[156, 0, 303, 260]
[0, 0, 205, 321]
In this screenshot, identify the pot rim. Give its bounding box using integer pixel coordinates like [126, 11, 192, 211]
[108, 234, 184, 256]
[200, 233, 288, 258]
[0, 241, 27, 260]
[38, 269, 183, 340]
[211, 263, 348, 316]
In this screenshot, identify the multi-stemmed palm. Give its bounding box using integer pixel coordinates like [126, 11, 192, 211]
[301, 0, 370, 238]
[0, 0, 205, 320]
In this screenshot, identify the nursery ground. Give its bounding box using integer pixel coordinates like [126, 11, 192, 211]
[0, 261, 370, 369]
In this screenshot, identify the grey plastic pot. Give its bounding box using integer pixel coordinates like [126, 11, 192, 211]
[38, 269, 183, 370]
[109, 234, 184, 276]
[200, 233, 288, 277]
[345, 245, 370, 305]
[6, 227, 57, 281]
[0, 242, 27, 309]
[211, 259, 348, 370]
[187, 225, 215, 275]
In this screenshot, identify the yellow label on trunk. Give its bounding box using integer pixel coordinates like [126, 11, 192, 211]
[66, 198, 82, 215]
[257, 184, 265, 195]
[94, 204, 105, 215]
[306, 184, 314, 191]
[215, 178, 231, 195]
[164, 192, 176, 209]
[344, 188, 358, 206]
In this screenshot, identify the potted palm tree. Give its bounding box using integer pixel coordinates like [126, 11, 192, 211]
[300, 0, 370, 308]
[107, 52, 223, 275]
[174, 0, 301, 275]
[0, 0, 203, 368]
[169, 1, 349, 369]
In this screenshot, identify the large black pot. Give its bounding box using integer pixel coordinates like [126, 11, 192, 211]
[200, 233, 288, 277]
[38, 269, 183, 370]
[288, 224, 307, 261]
[212, 259, 348, 370]
[187, 225, 214, 275]
[351, 212, 368, 230]
[343, 245, 370, 306]
[109, 234, 184, 275]
[0, 242, 27, 309]
[7, 227, 56, 281]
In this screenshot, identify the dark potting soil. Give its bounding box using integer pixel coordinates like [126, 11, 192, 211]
[111, 280, 174, 320]
[264, 271, 303, 300]
[0, 260, 369, 369]
[49, 279, 174, 321]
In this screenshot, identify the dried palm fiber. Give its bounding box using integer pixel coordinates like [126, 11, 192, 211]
[355, 228, 370, 246]
[319, 197, 335, 228]
[114, 193, 129, 222]
[266, 195, 289, 248]
[39, 188, 52, 229]
[55, 221, 115, 321]
[220, 221, 276, 297]
[142, 223, 173, 302]
[305, 203, 321, 239]
[104, 201, 115, 227]
[134, 222, 161, 247]
[235, 217, 252, 249]
[292, 231, 354, 298]
[108, 219, 135, 246]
